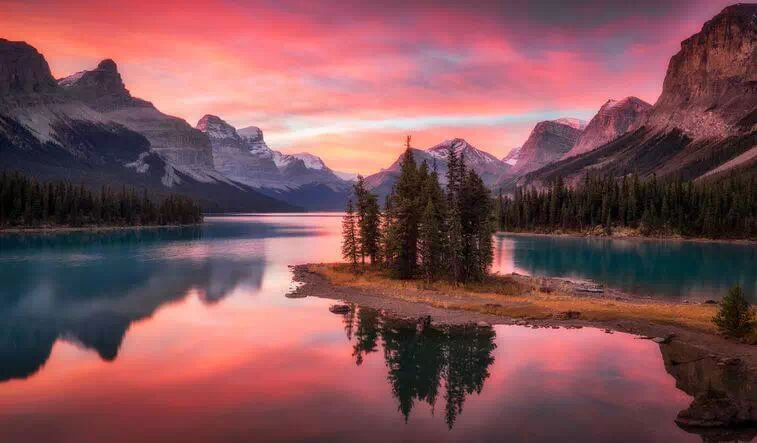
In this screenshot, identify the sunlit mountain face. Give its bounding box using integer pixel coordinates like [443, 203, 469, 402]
[0, 0, 737, 175]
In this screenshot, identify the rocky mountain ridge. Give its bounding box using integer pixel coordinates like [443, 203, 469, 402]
[514, 4, 757, 190]
[563, 97, 651, 158]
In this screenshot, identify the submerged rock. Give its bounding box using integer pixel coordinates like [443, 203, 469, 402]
[329, 304, 351, 314]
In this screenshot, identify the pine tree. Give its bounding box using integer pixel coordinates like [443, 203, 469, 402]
[342, 199, 360, 272]
[387, 139, 421, 279]
[713, 285, 754, 337]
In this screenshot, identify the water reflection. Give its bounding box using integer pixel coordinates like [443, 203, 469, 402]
[340, 307, 496, 429]
[0, 218, 323, 382]
[494, 234, 757, 300]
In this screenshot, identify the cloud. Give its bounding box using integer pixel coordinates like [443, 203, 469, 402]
[0, 0, 736, 173]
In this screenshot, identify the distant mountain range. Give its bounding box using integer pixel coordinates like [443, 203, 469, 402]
[1, 4, 754, 211]
[364, 138, 509, 203]
[367, 4, 757, 197]
[0, 47, 352, 211]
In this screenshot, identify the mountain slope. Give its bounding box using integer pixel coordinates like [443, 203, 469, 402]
[515, 4, 757, 190]
[563, 97, 651, 158]
[497, 119, 584, 185]
[58, 59, 225, 186]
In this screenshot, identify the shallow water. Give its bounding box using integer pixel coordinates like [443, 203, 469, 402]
[494, 233, 757, 301]
[0, 215, 752, 442]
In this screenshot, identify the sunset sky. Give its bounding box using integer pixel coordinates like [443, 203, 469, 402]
[0, 0, 736, 174]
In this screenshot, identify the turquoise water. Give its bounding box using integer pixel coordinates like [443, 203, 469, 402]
[0, 215, 753, 442]
[494, 234, 757, 301]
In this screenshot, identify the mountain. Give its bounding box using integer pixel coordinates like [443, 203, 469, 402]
[502, 146, 521, 166]
[58, 59, 225, 185]
[0, 40, 298, 212]
[196, 114, 284, 188]
[514, 4, 757, 190]
[563, 97, 651, 158]
[197, 114, 351, 210]
[334, 170, 358, 182]
[364, 138, 509, 202]
[497, 119, 585, 185]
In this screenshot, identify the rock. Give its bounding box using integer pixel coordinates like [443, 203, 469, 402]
[476, 321, 490, 328]
[704, 299, 718, 305]
[328, 304, 351, 314]
[719, 357, 742, 366]
[675, 389, 748, 428]
[0, 39, 58, 95]
[651, 334, 676, 344]
[555, 311, 581, 320]
[649, 4, 757, 139]
[604, 329, 613, 334]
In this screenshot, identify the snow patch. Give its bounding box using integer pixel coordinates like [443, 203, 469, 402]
[125, 152, 150, 173]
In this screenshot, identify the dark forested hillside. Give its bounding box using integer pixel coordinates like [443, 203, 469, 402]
[0, 171, 203, 228]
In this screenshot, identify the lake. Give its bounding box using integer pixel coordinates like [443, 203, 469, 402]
[0, 214, 754, 442]
[494, 233, 757, 301]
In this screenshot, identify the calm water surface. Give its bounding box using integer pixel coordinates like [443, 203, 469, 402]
[494, 233, 757, 301]
[0, 215, 753, 442]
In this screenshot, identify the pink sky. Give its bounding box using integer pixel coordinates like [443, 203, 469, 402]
[0, 0, 736, 174]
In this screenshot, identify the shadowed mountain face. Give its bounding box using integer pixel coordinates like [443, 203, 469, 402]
[515, 4, 757, 191]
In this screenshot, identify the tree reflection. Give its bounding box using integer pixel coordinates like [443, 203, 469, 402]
[346, 308, 496, 429]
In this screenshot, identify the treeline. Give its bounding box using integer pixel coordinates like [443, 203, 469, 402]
[0, 171, 203, 228]
[497, 173, 757, 239]
[343, 136, 495, 283]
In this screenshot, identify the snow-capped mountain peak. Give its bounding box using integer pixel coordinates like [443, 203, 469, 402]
[196, 114, 238, 139]
[291, 152, 326, 170]
[426, 138, 500, 165]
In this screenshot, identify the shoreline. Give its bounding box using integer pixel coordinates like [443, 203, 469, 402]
[497, 230, 757, 245]
[292, 262, 757, 429]
[292, 264, 757, 364]
[0, 222, 203, 234]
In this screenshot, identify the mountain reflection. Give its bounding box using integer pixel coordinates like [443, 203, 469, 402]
[0, 221, 311, 383]
[341, 307, 496, 429]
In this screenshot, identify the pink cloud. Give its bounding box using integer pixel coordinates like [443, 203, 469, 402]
[0, 0, 737, 173]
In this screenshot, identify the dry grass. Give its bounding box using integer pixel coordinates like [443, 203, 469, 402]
[308, 263, 721, 333]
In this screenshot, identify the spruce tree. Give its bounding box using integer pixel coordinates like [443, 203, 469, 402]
[342, 199, 360, 272]
[713, 285, 754, 337]
[389, 142, 421, 279]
